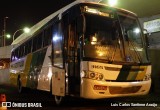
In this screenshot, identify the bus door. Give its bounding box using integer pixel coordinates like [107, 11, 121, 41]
[52, 20, 66, 97]
[66, 20, 80, 95]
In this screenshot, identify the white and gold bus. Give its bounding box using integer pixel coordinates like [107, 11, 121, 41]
[10, 0, 151, 105]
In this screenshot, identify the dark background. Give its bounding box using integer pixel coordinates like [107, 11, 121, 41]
[0, 0, 75, 45]
[1, 0, 160, 45]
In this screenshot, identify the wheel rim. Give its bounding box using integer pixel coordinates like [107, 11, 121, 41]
[55, 95, 62, 105]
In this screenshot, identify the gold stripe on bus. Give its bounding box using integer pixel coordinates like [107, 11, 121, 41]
[127, 66, 139, 80]
[21, 53, 32, 87]
[135, 66, 147, 80]
[127, 71, 138, 80]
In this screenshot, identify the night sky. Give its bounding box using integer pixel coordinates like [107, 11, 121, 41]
[0, 0, 74, 45]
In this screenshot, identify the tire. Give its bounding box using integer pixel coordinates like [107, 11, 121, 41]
[17, 78, 22, 93]
[50, 78, 52, 94]
[55, 95, 63, 105]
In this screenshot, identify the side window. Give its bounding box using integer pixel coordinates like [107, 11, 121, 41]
[11, 50, 15, 62]
[19, 44, 25, 57]
[32, 32, 43, 52]
[25, 39, 32, 55]
[32, 36, 38, 52]
[15, 47, 20, 60]
[37, 32, 43, 49]
[43, 26, 52, 47]
[62, 13, 69, 62]
[52, 22, 63, 68]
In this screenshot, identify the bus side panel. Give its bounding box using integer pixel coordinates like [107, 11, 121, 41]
[21, 53, 32, 87]
[26, 48, 47, 89]
[37, 46, 52, 91]
[10, 73, 18, 86]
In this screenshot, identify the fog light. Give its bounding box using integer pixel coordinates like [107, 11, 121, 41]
[99, 74, 103, 80]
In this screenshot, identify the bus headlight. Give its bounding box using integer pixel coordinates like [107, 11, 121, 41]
[81, 71, 104, 81]
[89, 72, 103, 80]
[90, 72, 96, 79]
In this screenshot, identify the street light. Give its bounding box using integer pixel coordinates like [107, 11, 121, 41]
[108, 0, 117, 6]
[6, 34, 11, 39]
[98, 0, 117, 6]
[12, 27, 30, 42]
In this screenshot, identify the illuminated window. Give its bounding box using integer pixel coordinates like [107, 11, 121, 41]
[52, 23, 63, 68]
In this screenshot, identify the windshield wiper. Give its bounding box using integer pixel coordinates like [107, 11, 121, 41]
[107, 36, 120, 63]
[126, 36, 142, 63]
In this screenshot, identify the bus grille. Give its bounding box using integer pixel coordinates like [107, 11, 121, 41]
[109, 86, 142, 94]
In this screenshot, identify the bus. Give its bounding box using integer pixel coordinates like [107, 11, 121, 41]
[10, 0, 151, 105]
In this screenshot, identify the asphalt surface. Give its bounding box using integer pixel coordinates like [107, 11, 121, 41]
[0, 84, 160, 110]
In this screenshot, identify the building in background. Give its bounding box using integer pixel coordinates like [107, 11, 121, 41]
[139, 14, 160, 48]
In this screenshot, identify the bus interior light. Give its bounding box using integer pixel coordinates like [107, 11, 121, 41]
[52, 34, 59, 42]
[91, 36, 97, 45]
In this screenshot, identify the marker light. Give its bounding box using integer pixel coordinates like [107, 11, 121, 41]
[85, 6, 110, 17]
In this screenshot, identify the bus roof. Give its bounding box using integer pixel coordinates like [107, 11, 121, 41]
[11, 0, 137, 47]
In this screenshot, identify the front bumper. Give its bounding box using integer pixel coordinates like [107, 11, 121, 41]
[80, 78, 151, 99]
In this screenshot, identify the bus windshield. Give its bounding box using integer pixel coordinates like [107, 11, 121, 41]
[83, 10, 149, 64]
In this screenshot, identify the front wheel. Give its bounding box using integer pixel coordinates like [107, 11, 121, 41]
[55, 95, 63, 105]
[17, 78, 22, 93]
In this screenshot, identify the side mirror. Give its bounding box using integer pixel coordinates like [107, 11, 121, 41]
[143, 29, 151, 48]
[143, 29, 151, 35]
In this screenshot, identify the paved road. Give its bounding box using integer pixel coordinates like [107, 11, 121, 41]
[0, 84, 160, 110]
